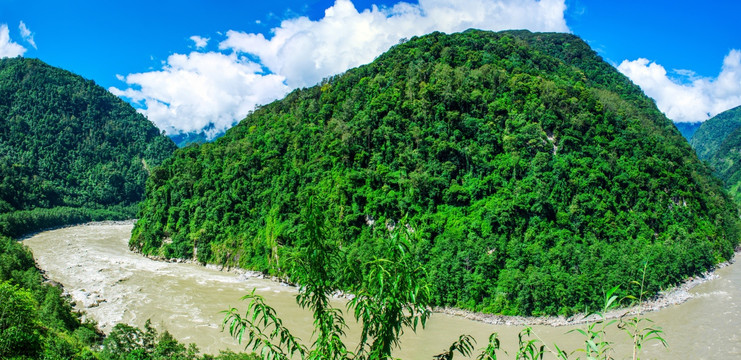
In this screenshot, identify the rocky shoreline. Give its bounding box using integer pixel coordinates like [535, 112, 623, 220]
[434, 250, 738, 327]
[150, 250, 737, 327]
[93, 221, 740, 328]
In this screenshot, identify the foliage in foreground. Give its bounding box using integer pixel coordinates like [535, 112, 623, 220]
[99, 320, 258, 360]
[224, 215, 667, 360]
[224, 206, 430, 359]
[134, 29, 740, 316]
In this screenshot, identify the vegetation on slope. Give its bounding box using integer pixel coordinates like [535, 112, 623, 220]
[0, 57, 176, 234]
[132, 29, 740, 316]
[690, 105, 741, 161]
[0, 234, 100, 358]
[690, 105, 741, 204]
[0, 58, 232, 358]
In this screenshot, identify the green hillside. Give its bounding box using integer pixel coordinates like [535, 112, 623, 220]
[0, 58, 228, 358]
[690, 105, 741, 204]
[0, 57, 177, 236]
[691, 105, 741, 161]
[132, 30, 740, 316]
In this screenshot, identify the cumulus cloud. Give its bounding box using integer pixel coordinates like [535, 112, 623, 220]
[618, 50, 741, 123]
[110, 52, 289, 138]
[189, 35, 209, 49]
[0, 24, 26, 58]
[18, 21, 36, 49]
[220, 0, 569, 88]
[113, 0, 568, 136]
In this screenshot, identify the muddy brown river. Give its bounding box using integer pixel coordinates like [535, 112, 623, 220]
[23, 223, 741, 358]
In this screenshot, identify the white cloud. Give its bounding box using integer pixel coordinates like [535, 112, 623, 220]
[618, 50, 741, 123]
[110, 52, 289, 138]
[220, 0, 569, 88]
[113, 0, 569, 136]
[0, 24, 26, 58]
[189, 35, 209, 49]
[18, 21, 36, 49]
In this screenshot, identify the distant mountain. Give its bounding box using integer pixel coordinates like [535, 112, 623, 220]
[169, 130, 221, 148]
[674, 121, 702, 141]
[0, 57, 177, 234]
[132, 30, 740, 316]
[691, 106, 741, 161]
[690, 105, 741, 203]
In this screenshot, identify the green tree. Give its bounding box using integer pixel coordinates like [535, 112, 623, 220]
[224, 210, 430, 360]
[0, 281, 44, 359]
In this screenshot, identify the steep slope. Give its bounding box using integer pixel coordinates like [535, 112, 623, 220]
[674, 121, 702, 141]
[0, 57, 176, 235]
[690, 105, 741, 160]
[133, 30, 740, 316]
[690, 105, 741, 203]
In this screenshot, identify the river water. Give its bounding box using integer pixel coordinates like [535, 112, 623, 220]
[23, 223, 740, 358]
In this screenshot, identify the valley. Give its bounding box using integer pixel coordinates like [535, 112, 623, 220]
[0, 24, 739, 358]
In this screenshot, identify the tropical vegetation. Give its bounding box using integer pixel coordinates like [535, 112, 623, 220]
[0, 57, 176, 236]
[0, 58, 230, 359]
[690, 105, 741, 204]
[132, 29, 741, 316]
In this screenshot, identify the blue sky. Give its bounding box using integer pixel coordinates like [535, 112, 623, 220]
[1, 0, 740, 136]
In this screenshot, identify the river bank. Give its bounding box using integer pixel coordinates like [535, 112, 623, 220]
[433, 266, 726, 327]
[23, 222, 741, 358]
[135, 221, 738, 328]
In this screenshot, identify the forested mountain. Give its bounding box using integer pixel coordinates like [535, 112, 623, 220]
[0, 57, 177, 235]
[0, 58, 210, 358]
[132, 30, 740, 316]
[674, 121, 702, 141]
[691, 106, 741, 161]
[690, 105, 741, 203]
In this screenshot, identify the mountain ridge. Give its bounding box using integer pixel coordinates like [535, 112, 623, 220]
[0, 57, 177, 235]
[132, 29, 740, 316]
[691, 105, 741, 161]
[690, 105, 741, 204]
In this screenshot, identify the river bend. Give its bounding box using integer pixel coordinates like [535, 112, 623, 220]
[23, 223, 741, 358]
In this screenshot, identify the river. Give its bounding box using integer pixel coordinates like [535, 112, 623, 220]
[23, 223, 740, 358]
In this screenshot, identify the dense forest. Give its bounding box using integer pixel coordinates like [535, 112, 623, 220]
[691, 105, 741, 161]
[0, 57, 177, 236]
[132, 29, 741, 316]
[691, 105, 741, 204]
[0, 58, 243, 358]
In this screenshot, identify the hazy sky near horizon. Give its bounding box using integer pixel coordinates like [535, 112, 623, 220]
[1, 0, 740, 136]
